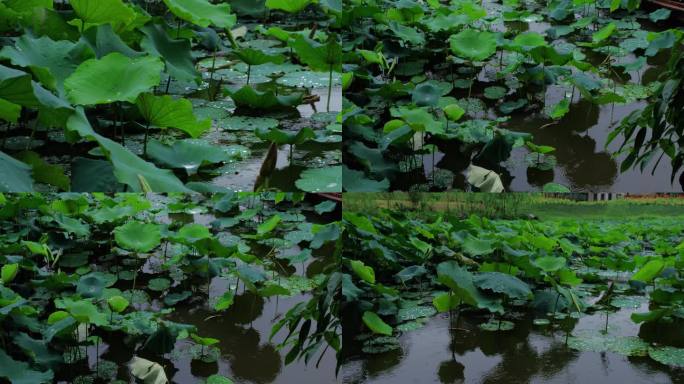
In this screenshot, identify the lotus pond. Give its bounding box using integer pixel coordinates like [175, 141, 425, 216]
[343, 0, 684, 193]
[340, 200, 684, 383]
[0, 0, 343, 193]
[0, 192, 341, 383]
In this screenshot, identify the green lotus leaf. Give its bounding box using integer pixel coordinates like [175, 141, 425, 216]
[82, 24, 143, 58]
[350, 260, 375, 284]
[362, 311, 392, 336]
[0, 150, 33, 192]
[0, 34, 95, 95]
[140, 23, 199, 83]
[479, 320, 515, 331]
[449, 29, 497, 61]
[0, 98, 21, 122]
[534, 256, 566, 272]
[219, 116, 278, 131]
[59, 298, 108, 326]
[16, 151, 69, 191]
[114, 221, 162, 253]
[649, 346, 684, 368]
[234, 48, 285, 66]
[257, 214, 281, 235]
[483, 86, 507, 100]
[474, 272, 533, 300]
[443, 104, 466, 121]
[107, 295, 129, 313]
[342, 166, 389, 192]
[265, 0, 314, 13]
[66, 108, 190, 192]
[207, 375, 234, 384]
[176, 223, 211, 243]
[630, 259, 665, 283]
[136, 93, 211, 138]
[13, 333, 63, 370]
[592, 22, 616, 44]
[148, 278, 171, 292]
[76, 273, 110, 298]
[512, 32, 547, 50]
[214, 291, 235, 311]
[255, 126, 315, 145]
[162, 0, 236, 28]
[65, 52, 163, 105]
[226, 85, 303, 109]
[437, 261, 503, 314]
[412, 82, 441, 107]
[1, 263, 19, 283]
[295, 166, 342, 192]
[69, 0, 136, 30]
[543, 182, 571, 192]
[290, 35, 343, 72]
[147, 139, 238, 176]
[0, 349, 53, 384]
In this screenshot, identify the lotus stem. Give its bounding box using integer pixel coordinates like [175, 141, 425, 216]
[247, 64, 251, 85]
[327, 63, 333, 112]
[143, 120, 151, 157]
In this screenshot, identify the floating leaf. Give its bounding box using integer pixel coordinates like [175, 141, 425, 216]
[114, 221, 162, 253]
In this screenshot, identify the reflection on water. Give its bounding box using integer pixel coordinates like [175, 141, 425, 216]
[341, 301, 684, 384]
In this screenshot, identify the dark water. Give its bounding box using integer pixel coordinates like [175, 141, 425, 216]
[341, 299, 684, 384]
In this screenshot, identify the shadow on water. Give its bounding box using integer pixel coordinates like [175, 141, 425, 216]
[341, 299, 684, 384]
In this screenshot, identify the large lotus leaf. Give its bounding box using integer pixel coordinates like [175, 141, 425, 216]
[534, 256, 566, 272]
[630, 259, 665, 283]
[65, 52, 163, 105]
[437, 261, 503, 314]
[0, 98, 21, 122]
[0, 34, 95, 95]
[342, 166, 389, 192]
[13, 333, 63, 370]
[362, 311, 392, 336]
[474, 272, 532, 300]
[69, 0, 137, 30]
[0, 65, 39, 106]
[295, 166, 342, 192]
[512, 32, 547, 50]
[234, 48, 285, 66]
[649, 346, 684, 368]
[255, 126, 315, 145]
[0, 150, 33, 192]
[140, 23, 199, 83]
[290, 35, 343, 72]
[66, 108, 190, 192]
[449, 29, 497, 61]
[412, 82, 442, 107]
[76, 273, 111, 298]
[0, 348, 53, 384]
[147, 139, 234, 175]
[226, 86, 302, 109]
[81, 24, 142, 58]
[162, 0, 236, 28]
[59, 298, 108, 325]
[265, 0, 313, 13]
[16, 151, 69, 190]
[71, 157, 122, 192]
[136, 93, 210, 138]
[350, 260, 375, 284]
[114, 221, 162, 252]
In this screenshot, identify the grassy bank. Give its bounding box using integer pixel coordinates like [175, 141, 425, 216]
[343, 193, 684, 220]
